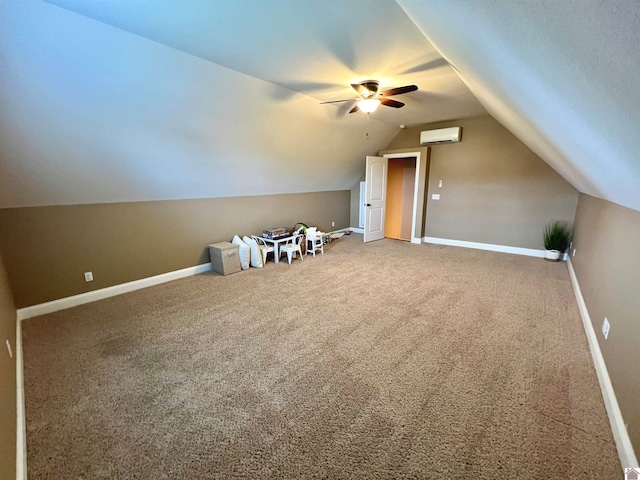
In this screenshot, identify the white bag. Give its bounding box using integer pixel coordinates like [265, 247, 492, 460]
[231, 235, 250, 270]
[242, 236, 264, 268]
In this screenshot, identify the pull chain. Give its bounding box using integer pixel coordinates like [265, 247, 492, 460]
[365, 113, 370, 140]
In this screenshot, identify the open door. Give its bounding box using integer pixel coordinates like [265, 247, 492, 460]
[385, 157, 416, 241]
[364, 155, 388, 243]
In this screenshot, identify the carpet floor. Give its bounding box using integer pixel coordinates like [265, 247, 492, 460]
[23, 234, 621, 479]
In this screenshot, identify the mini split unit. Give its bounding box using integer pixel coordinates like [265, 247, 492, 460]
[420, 127, 462, 145]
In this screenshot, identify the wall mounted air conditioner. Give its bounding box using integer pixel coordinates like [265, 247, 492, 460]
[420, 127, 462, 145]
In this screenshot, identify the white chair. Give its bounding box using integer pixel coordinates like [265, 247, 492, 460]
[279, 234, 304, 264]
[305, 227, 324, 257]
[252, 235, 275, 264]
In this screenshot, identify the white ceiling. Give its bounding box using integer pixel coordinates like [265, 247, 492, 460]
[1, 0, 638, 212]
[398, 0, 640, 212]
[43, 0, 486, 127]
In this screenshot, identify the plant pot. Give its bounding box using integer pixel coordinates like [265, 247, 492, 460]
[544, 249, 561, 261]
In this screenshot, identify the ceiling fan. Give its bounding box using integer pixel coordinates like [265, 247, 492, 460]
[321, 80, 418, 114]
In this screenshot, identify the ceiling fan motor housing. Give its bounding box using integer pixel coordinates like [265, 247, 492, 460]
[359, 80, 380, 97]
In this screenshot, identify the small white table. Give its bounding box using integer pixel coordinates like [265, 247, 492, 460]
[260, 235, 297, 264]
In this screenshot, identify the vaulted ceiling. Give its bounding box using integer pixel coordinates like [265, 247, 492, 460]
[1, 0, 638, 211]
[399, 0, 640, 212]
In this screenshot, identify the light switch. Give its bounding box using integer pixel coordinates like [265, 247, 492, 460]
[438, 180, 443, 188]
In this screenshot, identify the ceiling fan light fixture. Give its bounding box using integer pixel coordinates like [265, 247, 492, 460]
[358, 98, 381, 114]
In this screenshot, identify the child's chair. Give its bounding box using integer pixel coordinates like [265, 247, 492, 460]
[305, 227, 324, 257]
[279, 234, 304, 264]
[252, 235, 275, 264]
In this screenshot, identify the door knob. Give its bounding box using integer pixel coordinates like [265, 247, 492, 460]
[365, 203, 372, 206]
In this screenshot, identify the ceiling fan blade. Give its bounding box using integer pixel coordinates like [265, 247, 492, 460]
[320, 99, 354, 104]
[380, 85, 418, 97]
[348, 105, 360, 114]
[379, 98, 405, 108]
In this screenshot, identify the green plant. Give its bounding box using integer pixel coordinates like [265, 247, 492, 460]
[543, 221, 572, 251]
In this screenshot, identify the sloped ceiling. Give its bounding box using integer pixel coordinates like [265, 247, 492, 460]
[2, 1, 637, 212]
[43, 0, 485, 128]
[398, 0, 640, 212]
[0, 0, 484, 208]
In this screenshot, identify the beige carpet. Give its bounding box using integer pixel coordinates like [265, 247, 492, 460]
[23, 234, 621, 479]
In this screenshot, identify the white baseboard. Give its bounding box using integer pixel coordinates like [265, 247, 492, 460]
[16, 317, 26, 480]
[330, 227, 352, 235]
[567, 259, 638, 468]
[347, 228, 420, 244]
[17, 263, 212, 321]
[423, 236, 546, 258]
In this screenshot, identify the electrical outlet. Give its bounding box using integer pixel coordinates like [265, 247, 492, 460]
[602, 317, 610, 340]
[6, 339, 12, 359]
[84, 271, 93, 282]
[331, 221, 335, 227]
[432, 194, 440, 200]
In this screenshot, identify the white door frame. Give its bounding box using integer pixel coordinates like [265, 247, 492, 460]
[359, 181, 366, 228]
[383, 151, 423, 244]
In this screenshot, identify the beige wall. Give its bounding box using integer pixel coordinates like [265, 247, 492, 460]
[572, 194, 640, 456]
[0, 191, 350, 308]
[385, 116, 578, 249]
[0, 251, 17, 479]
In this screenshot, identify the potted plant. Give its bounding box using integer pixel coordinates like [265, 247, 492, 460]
[543, 221, 572, 261]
